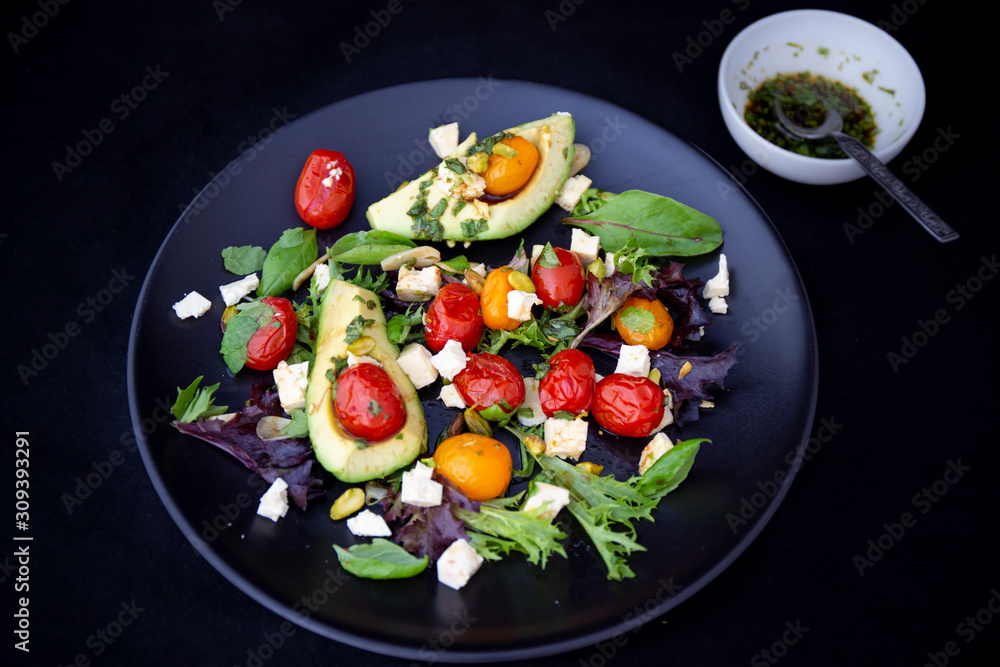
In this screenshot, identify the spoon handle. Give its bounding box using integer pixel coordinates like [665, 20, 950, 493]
[834, 132, 959, 243]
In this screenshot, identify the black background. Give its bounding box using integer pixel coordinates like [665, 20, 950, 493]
[3, 1, 997, 666]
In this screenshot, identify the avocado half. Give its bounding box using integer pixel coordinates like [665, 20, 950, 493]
[306, 278, 427, 483]
[366, 112, 576, 242]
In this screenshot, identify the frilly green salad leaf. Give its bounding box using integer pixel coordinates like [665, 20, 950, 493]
[564, 189, 722, 256]
[170, 375, 228, 423]
[334, 539, 429, 579]
[456, 499, 567, 567]
[257, 227, 318, 296]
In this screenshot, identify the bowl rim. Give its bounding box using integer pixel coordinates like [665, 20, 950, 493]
[717, 8, 926, 169]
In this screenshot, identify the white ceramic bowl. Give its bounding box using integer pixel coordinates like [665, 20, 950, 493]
[718, 9, 925, 185]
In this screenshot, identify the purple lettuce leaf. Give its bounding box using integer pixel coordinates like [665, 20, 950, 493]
[172, 381, 329, 510]
[570, 271, 642, 349]
[642, 261, 714, 346]
[582, 334, 738, 427]
[381, 473, 480, 563]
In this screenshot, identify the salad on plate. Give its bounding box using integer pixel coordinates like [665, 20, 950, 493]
[167, 111, 737, 589]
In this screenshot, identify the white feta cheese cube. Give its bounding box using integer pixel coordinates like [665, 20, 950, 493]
[639, 432, 674, 475]
[400, 467, 443, 507]
[570, 228, 601, 267]
[703, 253, 730, 298]
[517, 377, 547, 427]
[523, 481, 571, 520]
[410, 460, 435, 480]
[709, 296, 728, 314]
[312, 263, 331, 295]
[396, 265, 442, 302]
[543, 417, 589, 460]
[431, 339, 468, 381]
[615, 344, 651, 378]
[555, 174, 592, 211]
[172, 291, 212, 319]
[256, 477, 289, 522]
[219, 274, 259, 307]
[428, 122, 460, 159]
[272, 360, 310, 412]
[347, 351, 382, 368]
[397, 343, 438, 389]
[439, 383, 467, 409]
[437, 538, 484, 590]
[507, 290, 541, 322]
[346, 509, 392, 537]
[469, 263, 487, 277]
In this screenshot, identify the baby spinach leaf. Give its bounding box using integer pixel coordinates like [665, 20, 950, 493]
[258, 228, 318, 296]
[334, 539, 429, 579]
[564, 189, 722, 256]
[221, 245, 267, 274]
[328, 230, 416, 265]
[632, 438, 706, 500]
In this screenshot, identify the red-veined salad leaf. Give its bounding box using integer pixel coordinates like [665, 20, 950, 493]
[569, 271, 642, 349]
[582, 335, 738, 427]
[644, 261, 715, 346]
[172, 380, 330, 509]
[382, 473, 479, 563]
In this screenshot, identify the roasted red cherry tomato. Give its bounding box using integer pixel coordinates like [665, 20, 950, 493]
[531, 245, 585, 311]
[592, 373, 665, 438]
[453, 353, 526, 420]
[294, 149, 356, 229]
[424, 282, 485, 353]
[245, 297, 298, 371]
[333, 363, 406, 442]
[539, 348, 595, 417]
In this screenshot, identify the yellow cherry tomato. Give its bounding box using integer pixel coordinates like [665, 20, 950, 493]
[483, 136, 539, 196]
[481, 266, 521, 331]
[433, 433, 513, 501]
[614, 296, 674, 350]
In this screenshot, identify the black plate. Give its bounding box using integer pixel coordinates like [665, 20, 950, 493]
[127, 79, 817, 661]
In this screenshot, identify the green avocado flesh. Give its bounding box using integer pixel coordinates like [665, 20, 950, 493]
[306, 279, 427, 483]
[366, 113, 576, 242]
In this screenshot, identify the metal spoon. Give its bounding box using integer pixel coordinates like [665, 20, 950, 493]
[774, 103, 958, 243]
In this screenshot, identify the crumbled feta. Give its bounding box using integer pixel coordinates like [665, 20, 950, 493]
[219, 274, 259, 307]
[272, 360, 309, 412]
[530, 244, 545, 270]
[431, 339, 468, 381]
[346, 509, 392, 537]
[437, 538, 484, 590]
[709, 296, 728, 314]
[523, 481, 570, 520]
[604, 251, 617, 277]
[507, 290, 542, 322]
[639, 432, 674, 475]
[256, 478, 289, 522]
[614, 344, 651, 378]
[347, 351, 382, 367]
[428, 122, 460, 159]
[649, 388, 674, 434]
[312, 263, 331, 295]
[396, 265, 442, 302]
[543, 417, 589, 460]
[468, 263, 487, 277]
[172, 291, 212, 319]
[397, 343, 438, 389]
[570, 228, 601, 267]
[517, 377, 547, 427]
[401, 463, 443, 507]
[439, 383, 467, 409]
[434, 160, 486, 200]
[555, 174, 592, 211]
[703, 253, 729, 298]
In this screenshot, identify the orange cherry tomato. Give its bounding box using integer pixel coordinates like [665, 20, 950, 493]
[614, 296, 674, 350]
[433, 433, 512, 501]
[483, 136, 539, 196]
[481, 267, 522, 331]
